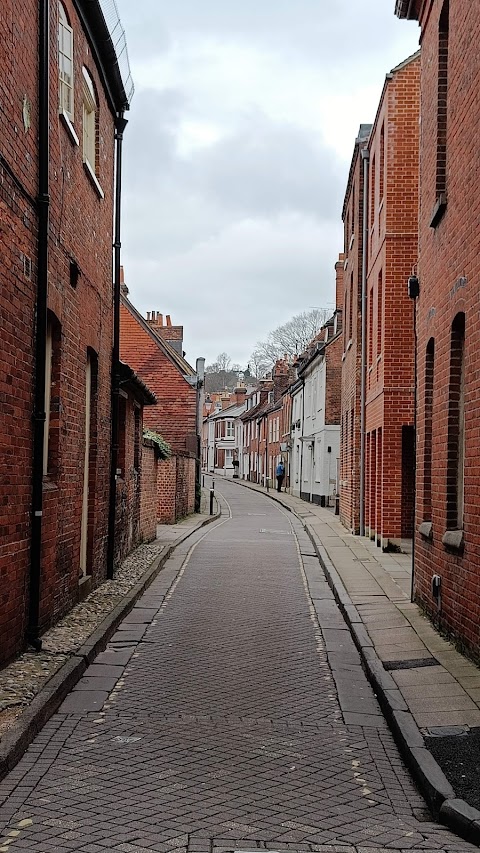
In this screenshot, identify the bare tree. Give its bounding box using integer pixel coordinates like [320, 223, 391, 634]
[249, 308, 330, 372]
[204, 353, 245, 393]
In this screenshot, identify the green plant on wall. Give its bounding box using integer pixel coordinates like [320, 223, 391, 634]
[143, 428, 172, 460]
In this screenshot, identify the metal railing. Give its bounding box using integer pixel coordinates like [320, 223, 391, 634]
[98, 0, 134, 104]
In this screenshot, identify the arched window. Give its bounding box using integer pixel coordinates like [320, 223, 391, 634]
[58, 3, 74, 119]
[82, 67, 97, 173]
[446, 313, 465, 530]
[423, 338, 435, 521]
[82, 68, 97, 175]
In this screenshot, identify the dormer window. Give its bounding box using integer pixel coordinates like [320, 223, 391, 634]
[58, 3, 74, 120]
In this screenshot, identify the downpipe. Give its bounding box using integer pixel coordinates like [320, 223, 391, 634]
[28, 0, 50, 651]
[107, 112, 128, 580]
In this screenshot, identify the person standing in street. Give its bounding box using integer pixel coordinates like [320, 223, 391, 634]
[276, 460, 285, 492]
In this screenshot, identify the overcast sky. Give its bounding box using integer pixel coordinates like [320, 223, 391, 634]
[115, 1, 419, 369]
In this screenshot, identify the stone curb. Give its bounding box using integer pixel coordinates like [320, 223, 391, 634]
[305, 517, 480, 845]
[228, 478, 480, 846]
[0, 510, 220, 784]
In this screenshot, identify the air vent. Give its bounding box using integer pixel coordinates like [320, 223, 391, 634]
[21, 253, 32, 279]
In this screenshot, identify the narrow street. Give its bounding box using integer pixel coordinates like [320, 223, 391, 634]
[0, 482, 473, 853]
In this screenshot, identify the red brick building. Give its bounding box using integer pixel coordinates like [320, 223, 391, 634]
[120, 287, 199, 523]
[115, 364, 158, 566]
[243, 360, 292, 487]
[364, 52, 420, 549]
[340, 126, 371, 533]
[396, 0, 480, 655]
[0, 0, 133, 663]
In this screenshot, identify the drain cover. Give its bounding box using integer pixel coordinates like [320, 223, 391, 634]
[383, 657, 438, 671]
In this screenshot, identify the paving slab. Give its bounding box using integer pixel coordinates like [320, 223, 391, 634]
[58, 689, 109, 713]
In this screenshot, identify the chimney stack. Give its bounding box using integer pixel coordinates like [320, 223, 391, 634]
[335, 252, 345, 312]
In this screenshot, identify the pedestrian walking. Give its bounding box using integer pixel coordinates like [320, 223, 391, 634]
[276, 460, 285, 492]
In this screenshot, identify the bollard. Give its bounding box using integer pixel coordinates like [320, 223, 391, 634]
[209, 487, 214, 516]
[202, 474, 204, 487]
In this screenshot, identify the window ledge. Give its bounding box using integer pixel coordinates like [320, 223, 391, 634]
[42, 476, 58, 492]
[347, 339, 353, 351]
[376, 354, 382, 363]
[442, 528, 464, 552]
[419, 521, 433, 541]
[349, 232, 355, 250]
[60, 110, 79, 146]
[430, 193, 447, 228]
[83, 159, 105, 199]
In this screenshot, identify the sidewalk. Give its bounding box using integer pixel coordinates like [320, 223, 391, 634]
[0, 497, 218, 779]
[228, 477, 480, 839]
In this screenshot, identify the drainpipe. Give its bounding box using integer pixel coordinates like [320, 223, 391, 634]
[195, 357, 205, 511]
[299, 379, 305, 498]
[107, 111, 128, 580]
[408, 274, 420, 601]
[28, 0, 50, 650]
[359, 147, 370, 537]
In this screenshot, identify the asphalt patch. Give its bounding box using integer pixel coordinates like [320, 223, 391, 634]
[425, 726, 480, 810]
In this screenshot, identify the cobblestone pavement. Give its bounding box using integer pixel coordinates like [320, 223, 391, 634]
[0, 482, 475, 853]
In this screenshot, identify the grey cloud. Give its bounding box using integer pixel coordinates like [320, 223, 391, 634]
[118, 0, 418, 68]
[189, 114, 344, 218]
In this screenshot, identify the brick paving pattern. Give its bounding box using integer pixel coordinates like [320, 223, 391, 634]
[0, 482, 475, 853]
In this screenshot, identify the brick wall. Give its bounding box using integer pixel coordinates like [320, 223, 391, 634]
[364, 53, 419, 547]
[399, 1, 480, 656]
[325, 332, 343, 425]
[340, 128, 370, 533]
[140, 441, 158, 543]
[120, 300, 197, 454]
[0, 0, 118, 662]
[156, 454, 195, 524]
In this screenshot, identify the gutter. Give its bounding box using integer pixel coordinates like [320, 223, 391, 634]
[28, 0, 50, 651]
[106, 112, 128, 580]
[359, 147, 370, 537]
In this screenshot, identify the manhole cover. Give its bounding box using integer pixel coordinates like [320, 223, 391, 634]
[259, 529, 291, 535]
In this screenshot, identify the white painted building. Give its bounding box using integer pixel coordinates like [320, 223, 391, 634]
[290, 323, 341, 506]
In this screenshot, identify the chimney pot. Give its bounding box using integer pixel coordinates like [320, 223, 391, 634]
[146, 312, 150, 321]
[166, 315, 172, 327]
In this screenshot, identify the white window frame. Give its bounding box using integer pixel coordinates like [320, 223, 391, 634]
[226, 419, 234, 439]
[59, 3, 74, 120]
[82, 67, 97, 172]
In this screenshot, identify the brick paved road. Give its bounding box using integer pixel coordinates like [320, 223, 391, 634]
[0, 482, 475, 853]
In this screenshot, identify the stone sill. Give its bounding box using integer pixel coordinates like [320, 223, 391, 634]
[430, 193, 447, 228]
[60, 110, 79, 146]
[83, 159, 105, 199]
[442, 528, 464, 552]
[419, 521, 433, 541]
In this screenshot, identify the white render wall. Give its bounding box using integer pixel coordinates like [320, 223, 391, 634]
[290, 356, 340, 505]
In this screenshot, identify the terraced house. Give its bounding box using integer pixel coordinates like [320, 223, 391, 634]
[396, 0, 480, 657]
[0, 0, 133, 664]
